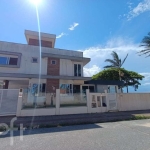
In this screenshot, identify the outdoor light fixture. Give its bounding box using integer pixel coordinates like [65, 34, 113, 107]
[30, 0, 42, 6]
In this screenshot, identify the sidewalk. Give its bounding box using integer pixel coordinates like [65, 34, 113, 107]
[0, 110, 150, 127]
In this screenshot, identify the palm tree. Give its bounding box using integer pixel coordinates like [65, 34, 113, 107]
[138, 32, 150, 57]
[104, 51, 128, 81]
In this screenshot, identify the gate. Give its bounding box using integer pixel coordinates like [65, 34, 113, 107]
[90, 93, 107, 113]
[107, 93, 117, 111]
[0, 89, 19, 115]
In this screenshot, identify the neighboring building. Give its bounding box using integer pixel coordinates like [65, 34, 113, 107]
[0, 30, 92, 97]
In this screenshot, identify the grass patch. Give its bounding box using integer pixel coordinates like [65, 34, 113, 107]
[131, 115, 150, 120]
[60, 103, 87, 107]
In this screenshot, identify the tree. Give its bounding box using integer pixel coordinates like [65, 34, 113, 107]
[92, 68, 144, 93]
[138, 32, 150, 57]
[104, 51, 128, 80]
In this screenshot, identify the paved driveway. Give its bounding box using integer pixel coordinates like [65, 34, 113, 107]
[1, 119, 150, 150]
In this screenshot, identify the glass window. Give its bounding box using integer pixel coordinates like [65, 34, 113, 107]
[73, 85, 80, 93]
[40, 83, 46, 93]
[0, 57, 8, 65]
[0, 56, 18, 66]
[9, 57, 18, 65]
[89, 86, 95, 92]
[74, 64, 77, 76]
[108, 86, 116, 93]
[78, 64, 81, 76]
[32, 57, 38, 63]
[74, 64, 82, 76]
[60, 84, 73, 95]
[51, 60, 56, 65]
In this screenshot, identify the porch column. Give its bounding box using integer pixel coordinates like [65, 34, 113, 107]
[56, 89, 60, 115]
[86, 89, 91, 113]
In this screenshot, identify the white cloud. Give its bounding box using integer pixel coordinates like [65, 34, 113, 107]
[56, 32, 67, 38]
[80, 37, 142, 78]
[84, 65, 101, 77]
[140, 72, 150, 81]
[142, 82, 150, 86]
[79, 37, 141, 59]
[69, 22, 79, 31]
[127, 0, 150, 20]
[127, 2, 133, 10]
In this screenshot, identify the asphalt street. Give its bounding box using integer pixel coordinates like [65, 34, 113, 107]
[1, 119, 150, 150]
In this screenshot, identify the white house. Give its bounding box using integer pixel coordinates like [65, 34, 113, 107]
[0, 30, 94, 107]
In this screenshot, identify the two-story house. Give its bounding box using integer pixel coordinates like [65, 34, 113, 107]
[0, 30, 93, 103]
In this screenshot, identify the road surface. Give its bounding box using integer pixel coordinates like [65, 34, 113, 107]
[1, 119, 150, 150]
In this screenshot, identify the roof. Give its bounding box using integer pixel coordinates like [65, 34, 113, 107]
[84, 79, 124, 86]
[25, 30, 56, 48]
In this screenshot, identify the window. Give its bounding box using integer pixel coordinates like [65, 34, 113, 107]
[9, 58, 18, 65]
[0, 56, 18, 66]
[32, 57, 38, 63]
[60, 84, 73, 95]
[74, 64, 81, 76]
[51, 60, 56, 65]
[40, 83, 46, 93]
[108, 86, 116, 93]
[89, 86, 95, 92]
[31, 83, 46, 96]
[0, 57, 8, 65]
[0, 52, 21, 68]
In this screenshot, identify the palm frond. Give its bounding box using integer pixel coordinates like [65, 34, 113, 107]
[104, 59, 119, 67]
[103, 65, 117, 68]
[111, 51, 120, 64]
[121, 53, 128, 67]
[139, 33, 150, 56]
[146, 53, 150, 57]
[138, 49, 150, 57]
[138, 49, 150, 53]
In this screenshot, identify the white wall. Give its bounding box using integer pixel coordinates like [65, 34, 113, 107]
[20, 108, 56, 116]
[0, 42, 48, 74]
[117, 93, 150, 111]
[43, 47, 83, 57]
[8, 80, 29, 89]
[60, 59, 83, 76]
[60, 107, 87, 115]
[60, 59, 73, 76]
[97, 85, 108, 93]
[0, 41, 84, 75]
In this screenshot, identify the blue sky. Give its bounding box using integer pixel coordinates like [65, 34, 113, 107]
[0, 0, 150, 92]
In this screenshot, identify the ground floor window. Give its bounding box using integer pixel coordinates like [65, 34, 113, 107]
[60, 84, 95, 95]
[60, 84, 73, 95]
[108, 86, 117, 93]
[82, 85, 95, 93]
[30, 83, 46, 96]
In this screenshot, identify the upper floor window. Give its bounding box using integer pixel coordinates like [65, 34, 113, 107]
[51, 60, 56, 65]
[74, 64, 81, 76]
[0, 56, 18, 66]
[32, 57, 38, 63]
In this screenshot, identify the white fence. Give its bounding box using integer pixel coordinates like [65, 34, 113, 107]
[17, 89, 111, 116]
[3, 89, 150, 117]
[117, 93, 150, 111]
[0, 89, 19, 115]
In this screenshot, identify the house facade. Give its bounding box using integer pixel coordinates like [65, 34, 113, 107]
[0, 30, 94, 105]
